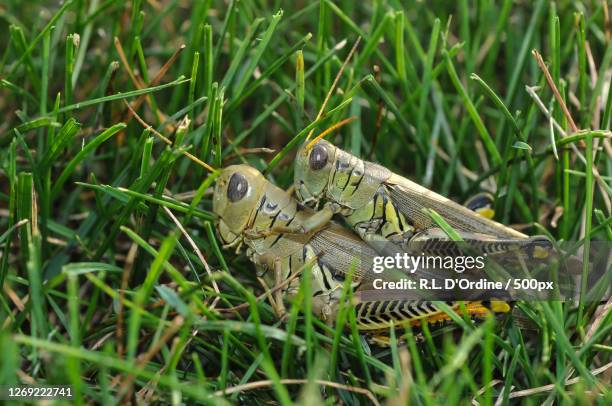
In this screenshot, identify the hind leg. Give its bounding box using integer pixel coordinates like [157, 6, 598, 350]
[273, 257, 287, 318]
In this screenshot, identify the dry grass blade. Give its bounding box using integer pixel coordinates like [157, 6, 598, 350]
[123, 100, 216, 173]
[604, 1, 610, 41]
[525, 86, 567, 135]
[434, 147, 482, 183]
[123, 43, 187, 124]
[116, 315, 185, 399]
[114, 38, 186, 125]
[532, 49, 579, 133]
[114, 37, 166, 125]
[216, 256, 317, 313]
[114, 37, 146, 89]
[214, 378, 381, 405]
[305, 37, 361, 141]
[470, 380, 502, 406]
[525, 86, 612, 214]
[136, 328, 201, 403]
[3, 284, 27, 313]
[387, 348, 413, 406]
[163, 206, 221, 309]
[585, 297, 612, 343]
[505, 361, 612, 400]
[116, 242, 138, 358]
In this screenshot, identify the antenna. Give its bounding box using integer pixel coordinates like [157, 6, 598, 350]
[304, 36, 361, 141]
[306, 116, 357, 150]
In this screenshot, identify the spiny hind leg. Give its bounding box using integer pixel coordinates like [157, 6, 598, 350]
[362, 300, 510, 346]
[353, 300, 433, 345]
[408, 227, 553, 260]
[408, 227, 512, 257]
[367, 330, 425, 346]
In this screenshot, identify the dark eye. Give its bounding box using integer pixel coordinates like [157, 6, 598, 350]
[227, 173, 249, 202]
[309, 144, 328, 170]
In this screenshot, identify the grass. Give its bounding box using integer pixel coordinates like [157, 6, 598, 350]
[0, 0, 611, 404]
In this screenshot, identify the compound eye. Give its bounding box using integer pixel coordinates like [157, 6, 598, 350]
[227, 173, 249, 202]
[309, 144, 328, 170]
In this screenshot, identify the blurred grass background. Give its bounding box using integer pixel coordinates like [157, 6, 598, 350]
[0, 0, 611, 404]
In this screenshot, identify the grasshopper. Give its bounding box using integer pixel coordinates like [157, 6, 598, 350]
[213, 164, 511, 341]
[293, 139, 553, 261]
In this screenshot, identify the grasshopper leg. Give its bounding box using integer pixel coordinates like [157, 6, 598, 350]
[244, 204, 337, 238]
[285, 184, 295, 197]
[300, 204, 336, 233]
[273, 257, 287, 319]
[408, 227, 554, 262]
[256, 276, 282, 316]
[245, 227, 295, 239]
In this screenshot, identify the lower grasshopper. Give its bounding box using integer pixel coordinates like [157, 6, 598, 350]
[293, 139, 553, 261]
[213, 164, 511, 341]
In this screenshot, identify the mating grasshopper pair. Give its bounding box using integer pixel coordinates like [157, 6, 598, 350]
[213, 164, 511, 342]
[211, 139, 551, 341]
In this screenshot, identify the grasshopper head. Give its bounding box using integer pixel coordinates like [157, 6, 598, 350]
[294, 139, 336, 207]
[213, 165, 267, 240]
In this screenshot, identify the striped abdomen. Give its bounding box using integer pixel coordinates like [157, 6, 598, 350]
[346, 188, 415, 245]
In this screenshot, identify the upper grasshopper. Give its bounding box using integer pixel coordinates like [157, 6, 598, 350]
[293, 139, 553, 261]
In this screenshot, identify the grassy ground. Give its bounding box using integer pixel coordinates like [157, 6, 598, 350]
[1, 0, 611, 404]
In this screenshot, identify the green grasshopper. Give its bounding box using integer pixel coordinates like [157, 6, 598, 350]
[293, 139, 552, 260]
[213, 164, 511, 341]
